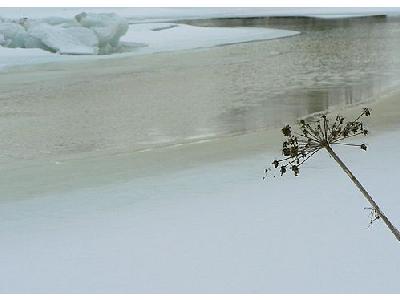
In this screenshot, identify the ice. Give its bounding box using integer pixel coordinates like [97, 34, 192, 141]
[0, 14, 300, 68]
[122, 23, 299, 54]
[0, 22, 26, 47]
[28, 23, 99, 55]
[75, 12, 129, 54]
[0, 46, 57, 70]
[1, 7, 399, 68]
[0, 12, 129, 55]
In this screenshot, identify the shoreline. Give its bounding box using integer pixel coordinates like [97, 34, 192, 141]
[2, 15, 400, 200]
[2, 85, 400, 201]
[1, 87, 400, 293]
[2, 39, 398, 163]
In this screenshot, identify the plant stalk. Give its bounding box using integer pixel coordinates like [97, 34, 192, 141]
[325, 145, 400, 242]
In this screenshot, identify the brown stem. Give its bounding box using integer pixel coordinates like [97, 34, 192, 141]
[325, 145, 400, 242]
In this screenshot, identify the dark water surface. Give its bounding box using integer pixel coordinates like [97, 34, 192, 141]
[178, 15, 400, 136]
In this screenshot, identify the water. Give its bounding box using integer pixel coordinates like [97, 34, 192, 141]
[129, 15, 400, 150]
[181, 15, 400, 136]
[2, 15, 400, 158]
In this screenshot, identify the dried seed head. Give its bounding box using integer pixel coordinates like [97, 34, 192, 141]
[272, 160, 279, 168]
[282, 125, 292, 137]
[280, 165, 287, 176]
[291, 165, 299, 176]
[265, 108, 371, 179]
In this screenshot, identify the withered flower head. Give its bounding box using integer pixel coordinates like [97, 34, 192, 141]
[265, 108, 371, 178]
[282, 125, 292, 137]
[263, 108, 400, 242]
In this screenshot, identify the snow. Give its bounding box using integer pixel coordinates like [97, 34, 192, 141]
[0, 46, 56, 69]
[121, 23, 299, 54]
[1, 7, 400, 292]
[0, 106, 400, 292]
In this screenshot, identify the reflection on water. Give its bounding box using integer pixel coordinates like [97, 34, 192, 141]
[177, 15, 400, 138]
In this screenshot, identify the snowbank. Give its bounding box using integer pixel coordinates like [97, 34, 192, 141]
[0, 12, 129, 55]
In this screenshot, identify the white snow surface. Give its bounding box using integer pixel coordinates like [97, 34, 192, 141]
[0, 46, 56, 69]
[122, 23, 299, 54]
[0, 127, 400, 293]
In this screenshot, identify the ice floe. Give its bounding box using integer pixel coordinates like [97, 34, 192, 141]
[0, 12, 129, 55]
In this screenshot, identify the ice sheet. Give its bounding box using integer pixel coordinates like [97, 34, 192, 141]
[0, 16, 299, 69]
[121, 22, 299, 54]
[0, 12, 129, 55]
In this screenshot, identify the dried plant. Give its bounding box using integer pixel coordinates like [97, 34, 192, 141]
[265, 108, 400, 242]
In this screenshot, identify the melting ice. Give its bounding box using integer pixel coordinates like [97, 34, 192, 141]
[0, 12, 129, 55]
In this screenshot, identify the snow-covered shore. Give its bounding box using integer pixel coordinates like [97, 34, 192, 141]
[1, 89, 400, 292]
